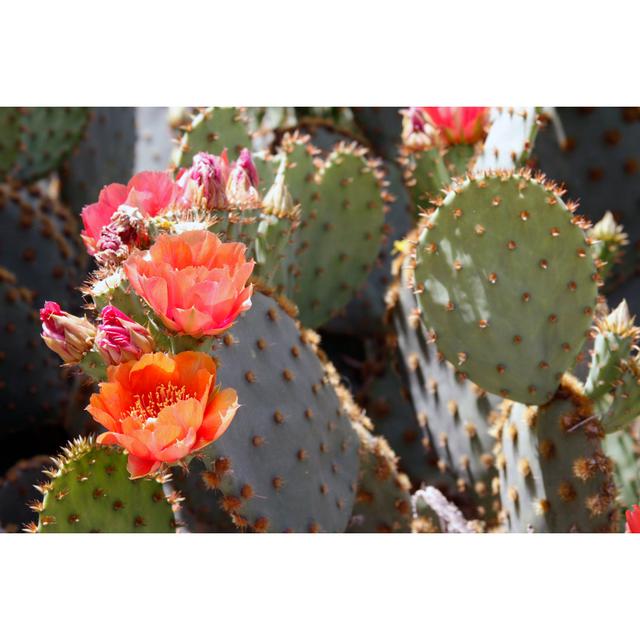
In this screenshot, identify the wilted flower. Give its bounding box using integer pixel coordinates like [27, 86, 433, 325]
[401, 107, 439, 151]
[87, 351, 238, 478]
[626, 504, 640, 532]
[176, 151, 231, 210]
[81, 172, 179, 255]
[40, 301, 96, 364]
[95, 305, 155, 366]
[421, 107, 490, 145]
[124, 229, 254, 337]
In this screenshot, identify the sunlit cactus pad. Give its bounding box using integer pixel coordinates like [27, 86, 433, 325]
[34, 439, 177, 533]
[413, 170, 599, 404]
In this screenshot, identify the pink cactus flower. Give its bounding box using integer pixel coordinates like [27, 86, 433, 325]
[40, 301, 96, 364]
[81, 171, 179, 255]
[421, 107, 490, 145]
[95, 305, 155, 366]
[626, 505, 640, 533]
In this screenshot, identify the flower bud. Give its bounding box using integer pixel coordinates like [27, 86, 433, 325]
[177, 151, 230, 210]
[40, 301, 96, 364]
[262, 158, 295, 217]
[95, 305, 155, 365]
[226, 148, 260, 209]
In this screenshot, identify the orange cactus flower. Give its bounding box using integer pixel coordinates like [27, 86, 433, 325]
[87, 351, 238, 478]
[124, 229, 254, 338]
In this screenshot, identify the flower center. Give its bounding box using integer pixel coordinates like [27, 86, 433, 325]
[127, 382, 193, 423]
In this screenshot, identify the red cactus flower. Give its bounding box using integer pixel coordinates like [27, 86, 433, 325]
[40, 301, 96, 364]
[124, 229, 254, 338]
[421, 107, 490, 145]
[88, 351, 238, 478]
[626, 505, 640, 533]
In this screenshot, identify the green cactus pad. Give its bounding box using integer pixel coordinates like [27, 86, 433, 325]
[9, 107, 89, 183]
[401, 147, 450, 210]
[474, 107, 540, 172]
[326, 159, 412, 335]
[0, 107, 20, 179]
[413, 171, 599, 404]
[388, 251, 503, 523]
[495, 376, 617, 532]
[346, 423, 412, 533]
[172, 107, 252, 167]
[195, 289, 360, 532]
[61, 107, 136, 215]
[277, 133, 387, 327]
[34, 439, 177, 533]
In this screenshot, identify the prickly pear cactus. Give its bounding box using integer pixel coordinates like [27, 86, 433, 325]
[172, 107, 252, 167]
[0, 455, 50, 532]
[273, 132, 387, 327]
[60, 107, 136, 215]
[4, 107, 89, 183]
[194, 287, 360, 532]
[346, 422, 412, 533]
[495, 376, 617, 533]
[412, 170, 599, 404]
[387, 251, 502, 523]
[32, 439, 178, 533]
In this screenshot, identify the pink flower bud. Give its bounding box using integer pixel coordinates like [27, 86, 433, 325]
[226, 148, 260, 208]
[95, 305, 155, 366]
[177, 151, 231, 210]
[40, 301, 96, 364]
[421, 107, 490, 146]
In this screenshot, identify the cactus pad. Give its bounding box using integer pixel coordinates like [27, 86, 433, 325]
[34, 438, 177, 533]
[388, 252, 502, 522]
[61, 107, 136, 215]
[195, 288, 360, 532]
[413, 171, 599, 404]
[9, 107, 89, 183]
[277, 133, 387, 327]
[495, 376, 617, 532]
